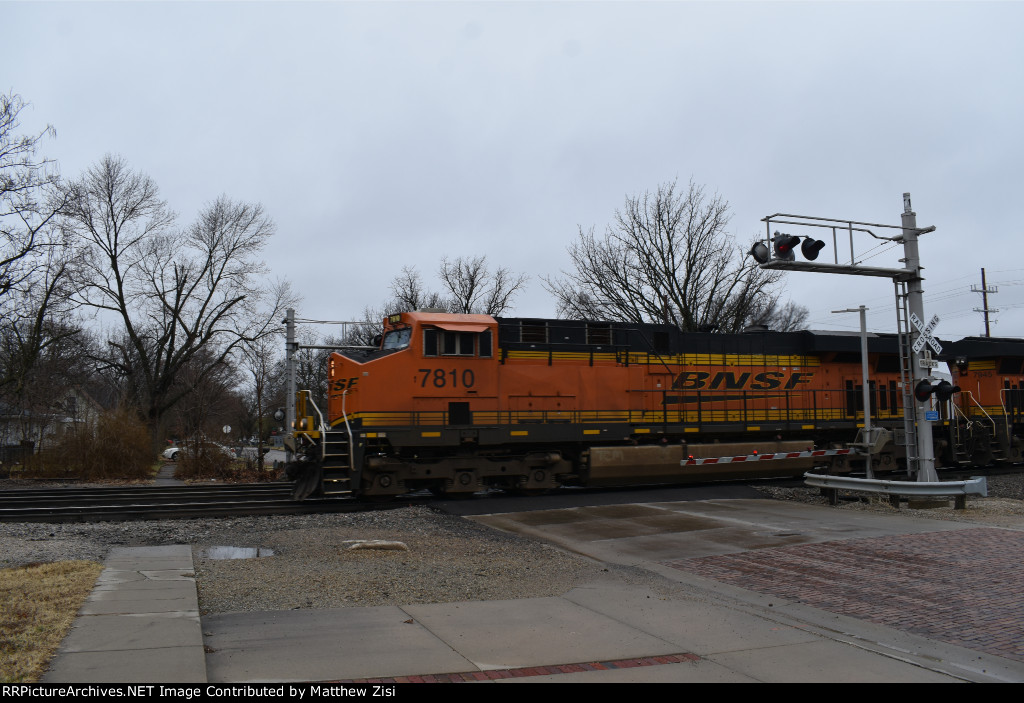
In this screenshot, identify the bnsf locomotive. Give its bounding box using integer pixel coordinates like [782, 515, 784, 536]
[285, 311, 1024, 499]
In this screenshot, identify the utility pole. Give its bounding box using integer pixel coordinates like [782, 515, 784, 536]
[971, 268, 998, 337]
[285, 308, 296, 463]
[832, 305, 873, 478]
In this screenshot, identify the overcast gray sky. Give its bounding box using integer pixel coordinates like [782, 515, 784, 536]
[7, 0, 1024, 341]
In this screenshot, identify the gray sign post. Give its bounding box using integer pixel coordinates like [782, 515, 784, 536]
[900, 198, 938, 481]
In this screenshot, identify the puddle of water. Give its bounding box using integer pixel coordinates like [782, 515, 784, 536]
[201, 546, 275, 560]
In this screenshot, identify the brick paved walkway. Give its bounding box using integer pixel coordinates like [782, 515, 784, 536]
[664, 527, 1024, 663]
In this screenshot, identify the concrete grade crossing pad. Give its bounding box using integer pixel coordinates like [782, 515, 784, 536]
[470, 498, 969, 564]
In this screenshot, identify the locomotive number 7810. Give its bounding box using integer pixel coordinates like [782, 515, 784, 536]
[418, 368, 476, 389]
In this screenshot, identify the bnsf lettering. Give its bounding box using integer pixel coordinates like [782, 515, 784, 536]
[672, 371, 709, 389]
[672, 370, 813, 390]
[785, 372, 814, 389]
[711, 372, 749, 389]
[332, 377, 359, 392]
[751, 371, 784, 389]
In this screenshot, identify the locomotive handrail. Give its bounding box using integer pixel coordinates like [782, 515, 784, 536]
[950, 400, 973, 430]
[340, 389, 354, 470]
[301, 390, 327, 460]
[949, 401, 972, 457]
[962, 390, 996, 436]
[998, 388, 1014, 443]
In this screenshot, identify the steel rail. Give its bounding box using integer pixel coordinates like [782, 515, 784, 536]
[0, 483, 401, 523]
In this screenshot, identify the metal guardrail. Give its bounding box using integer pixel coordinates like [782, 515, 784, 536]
[804, 472, 987, 510]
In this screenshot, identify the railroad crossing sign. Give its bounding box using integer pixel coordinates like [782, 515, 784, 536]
[919, 350, 939, 369]
[910, 312, 942, 355]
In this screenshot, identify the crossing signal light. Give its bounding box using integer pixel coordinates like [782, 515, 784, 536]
[773, 233, 800, 261]
[914, 379, 934, 402]
[748, 241, 770, 264]
[801, 238, 826, 261]
[914, 379, 961, 403]
[749, 231, 827, 264]
[935, 380, 960, 402]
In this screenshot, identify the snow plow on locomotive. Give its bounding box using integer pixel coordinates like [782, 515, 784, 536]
[284, 312, 1024, 499]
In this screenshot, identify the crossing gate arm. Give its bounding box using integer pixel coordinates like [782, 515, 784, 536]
[680, 448, 852, 466]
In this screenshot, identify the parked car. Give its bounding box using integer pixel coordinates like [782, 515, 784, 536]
[162, 442, 236, 461]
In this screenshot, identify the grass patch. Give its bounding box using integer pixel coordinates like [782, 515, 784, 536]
[0, 561, 103, 683]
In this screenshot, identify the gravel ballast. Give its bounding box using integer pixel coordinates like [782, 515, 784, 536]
[0, 505, 608, 615]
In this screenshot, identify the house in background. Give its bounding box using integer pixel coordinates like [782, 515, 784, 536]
[0, 386, 104, 465]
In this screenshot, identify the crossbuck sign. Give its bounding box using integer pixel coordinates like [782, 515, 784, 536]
[910, 312, 942, 355]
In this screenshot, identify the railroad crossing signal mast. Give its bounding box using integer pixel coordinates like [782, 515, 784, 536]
[751, 193, 940, 482]
[281, 311, 380, 464]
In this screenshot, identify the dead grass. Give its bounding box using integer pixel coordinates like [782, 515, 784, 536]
[0, 560, 103, 683]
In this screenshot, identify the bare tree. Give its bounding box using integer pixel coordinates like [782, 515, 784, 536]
[164, 347, 240, 441]
[438, 255, 527, 315]
[0, 95, 86, 441]
[389, 266, 446, 312]
[544, 179, 784, 333]
[341, 306, 387, 347]
[0, 92, 70, 306]
[0, 92, 77, 392]
[0, 244, 80, 395]
[746, 299, 810, 332]
[0, 312, 89, 451]
[64, 155, 297, 447]
[240, 333, 280, 468]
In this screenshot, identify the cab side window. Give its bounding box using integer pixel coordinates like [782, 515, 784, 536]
[423, 328, 493, 357]
[443, 332, 475, 356]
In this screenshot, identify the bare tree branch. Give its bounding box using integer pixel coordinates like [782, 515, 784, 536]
[438, 255, 527, 315]
[544, 179, 785, 332]
[0, 91, 71, 311]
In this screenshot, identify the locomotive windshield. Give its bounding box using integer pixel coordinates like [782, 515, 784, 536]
[381, 327, 412, 350]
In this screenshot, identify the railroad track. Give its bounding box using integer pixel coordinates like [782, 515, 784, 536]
[0, 482, 397, 523]
[3, 464, 1019, 523]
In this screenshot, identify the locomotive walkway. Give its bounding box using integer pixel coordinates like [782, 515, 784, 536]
[44, 489, 1024, 683]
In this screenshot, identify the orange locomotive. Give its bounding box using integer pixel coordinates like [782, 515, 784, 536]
[284, 310, 1023, 499]
[939, 337, 1024, 466]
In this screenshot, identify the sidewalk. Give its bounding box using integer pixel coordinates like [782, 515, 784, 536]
[42, 545, 205, 683]
[43, 539, 1024, 683]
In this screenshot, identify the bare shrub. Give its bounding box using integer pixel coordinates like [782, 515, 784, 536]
[173, 441, 281, 483]
[29, 408, 153, 480]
